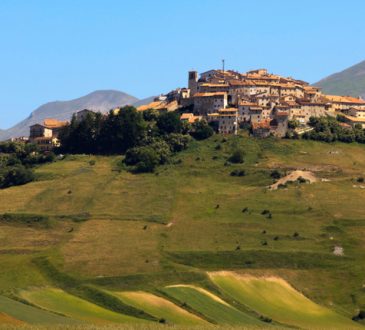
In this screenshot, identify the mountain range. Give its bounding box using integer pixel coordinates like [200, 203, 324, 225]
[314, 60, 365, 98]
[0, 90, 154, 141]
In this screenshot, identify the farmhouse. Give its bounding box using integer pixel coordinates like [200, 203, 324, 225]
[29, 118, 68, 151]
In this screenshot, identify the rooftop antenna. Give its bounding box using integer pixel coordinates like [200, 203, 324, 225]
[222, 59, 225, 72]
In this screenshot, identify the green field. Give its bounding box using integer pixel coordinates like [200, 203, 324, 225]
[113, 291, 207, 325]
[209, 272, 360, 329]
[161, 285, 262, 325]
[0, 135, 365, 327]
[19, 288, 145, 324]
[0, 295, 74, 324]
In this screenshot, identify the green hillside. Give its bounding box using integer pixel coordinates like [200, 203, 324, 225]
[315, 60, 365, 97]
[0, 134, 365, 328]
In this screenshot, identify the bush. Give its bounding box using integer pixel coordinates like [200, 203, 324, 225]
[230, 169, 245, 177]
[357, 177, 364, 183]
[125, 147, 160, 173]
[164, 133, 191, 152]
[0, 165, 35, 189]
[270, 169, 283, 179]
[228, 149, 245, 164]
[125, 140, 171, 173]
[190, 121, 214, 140]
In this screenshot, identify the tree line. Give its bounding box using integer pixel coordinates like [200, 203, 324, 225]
[0, 141, 54, 189]
[58, 106, 214, 172]
[287, 116, 365, 143]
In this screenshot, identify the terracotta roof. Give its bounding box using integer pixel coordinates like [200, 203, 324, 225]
[238, 101, 257, 106]
[194, 92, 226, 97]
[43, 118, 68, 128]
[180, 113, 194, 120]
[276, 111, 289, 117]
[342, 115, 365, 123]
[325, 95, 365, 104]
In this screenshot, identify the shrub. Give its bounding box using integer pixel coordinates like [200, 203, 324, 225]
[125, 140, 171, 173]
[230, 169, 245, 177]
[164, 133, 191, 152]
[228, 149, 245, 164]
[270, 169, 283, 179]
[297, 176, 308, 184]
[125, 147, 161, 173]
[0, 165, 35, 189]
[89, 160, 96, 166]
[190, 120, 214, 140]
[357, 177, 364, 183]
[352, 310, 365, 321]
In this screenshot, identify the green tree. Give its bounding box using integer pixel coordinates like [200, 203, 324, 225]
[156, 111, 182, 134]
[190, 120, 214, 140]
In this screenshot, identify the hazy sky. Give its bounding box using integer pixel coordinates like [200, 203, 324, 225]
[1, 0, 365, 128]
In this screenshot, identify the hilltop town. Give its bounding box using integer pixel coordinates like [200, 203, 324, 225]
[25, 68, 365, 151]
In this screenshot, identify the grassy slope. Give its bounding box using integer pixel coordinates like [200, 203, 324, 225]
[161, 285, 262, 325]
[209, 272, 360, 329]
[0, 296, 75, 324]
[0, 135, 365, 325]
[113, 291, 207, 325]
[19, 288, 146, 324]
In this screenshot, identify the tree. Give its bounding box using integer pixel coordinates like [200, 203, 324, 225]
[228, 149, 245, 164]
[125, 139, 171, 172]
[125, 146, 160, 173]
[98, 106, 146, 154]
[190, 120, 214, 140]
[0, 165, 35, 189]
[156, 111, 182, 134]
[164, 133, 191, 152]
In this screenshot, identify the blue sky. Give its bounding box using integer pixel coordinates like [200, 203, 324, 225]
[1, 0, 365, 128]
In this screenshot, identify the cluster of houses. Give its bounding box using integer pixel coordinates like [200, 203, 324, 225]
[175, 68, 365, 137]
[26, 68, 365, 151]
[28, 110, 91, 151]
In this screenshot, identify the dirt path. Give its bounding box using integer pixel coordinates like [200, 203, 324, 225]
[269, 170, 318, 190]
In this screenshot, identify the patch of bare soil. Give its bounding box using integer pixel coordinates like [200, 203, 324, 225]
[269, 170, 318, 190]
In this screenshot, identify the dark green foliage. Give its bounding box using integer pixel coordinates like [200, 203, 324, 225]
[164, 133, 191, 152]
[228, 149, 245, 164]
[297, 176, 308, 184]
[0, 165, 35, 189]
[0, 213, 50, 228]
[352, 310, 365, 321]
[230, 169, 245, 177]
[270, 169, 283, 180]
[167, 250, 350, 269]
[288, 119, 300, 129]
[125, 139, 171, 173]
[59, 107, 146, 154]
[156, 111, 182, 134]
[190, 120, 214, 140]
[302, 116, 365, 144]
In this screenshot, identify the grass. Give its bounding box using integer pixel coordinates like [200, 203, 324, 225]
[209, 271, 360, 329]
[161, 285, 262, 325]
[18, 288, 147, 324]
[0, 136, 365, 326]
[0, 295, 75, 324]
[113, 291, 207, 325]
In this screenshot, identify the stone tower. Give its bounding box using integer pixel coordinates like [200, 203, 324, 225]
[188, 71, 198, 96]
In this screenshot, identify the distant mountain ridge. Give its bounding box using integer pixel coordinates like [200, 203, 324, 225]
[315, 60, 365, 98]
[0, 90, 154, 141]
